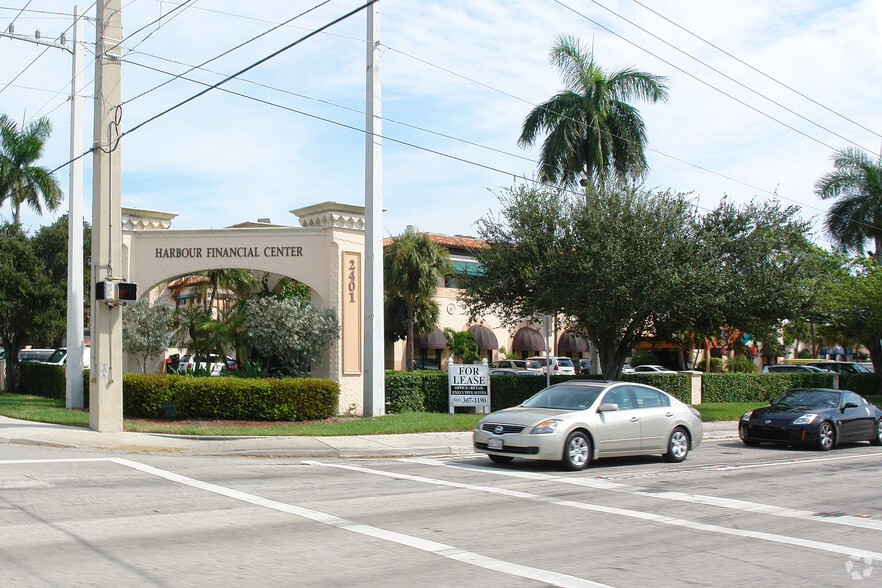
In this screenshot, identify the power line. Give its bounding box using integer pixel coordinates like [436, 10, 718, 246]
[5, 0, 31, 30]
[628, 0, 881, 140]
[586, 0, 879, 157]
[121, 0, 199, 55]
[122, 0, 333, 105]
[550, 0, 850, 157]
[119, 1, 377, 139]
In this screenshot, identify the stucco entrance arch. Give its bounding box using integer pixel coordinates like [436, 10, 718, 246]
[120, 202, 367, 414]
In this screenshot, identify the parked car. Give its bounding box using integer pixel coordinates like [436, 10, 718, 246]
[576, 358, 591, 375]
[473, 380, 703, 470]
[41, 347, 91, 367]
[805, 361, 871, 374]
[739, 388, 882, 450]
[631, 365, 676, 373]
[179, 353, 235, 376]
[761, 364, 830, 374]
[526, 356, 575, 376]
[18, 348, 55, 363]
[490, 368, 541, 376]
[490, 359, 542, 373]
[620, 364, 635, 374]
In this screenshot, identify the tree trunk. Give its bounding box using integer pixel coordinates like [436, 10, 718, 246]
[704, 339, 711, 373]
[810, 322, 816, 357]
[405, 301, 415, 371]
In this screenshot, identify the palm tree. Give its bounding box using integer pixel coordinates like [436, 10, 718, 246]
[0, 114, 63, 225]
[518, 35, 669, 189]
[814, 147, 882, 263]
[384, 231, 451, 371]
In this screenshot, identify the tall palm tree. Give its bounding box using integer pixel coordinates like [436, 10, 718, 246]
[0, 114, 63, 225]
[814, 147, 882, 263]
[519, 35, 669, 189]
[384, 231, 451, 371]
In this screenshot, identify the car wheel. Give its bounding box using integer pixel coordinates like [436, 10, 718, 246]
[817, 421, 835, 451]
[561, 431, 591, 471]
[664, 427, 690, 462]
[488, 454, 513, 464]
[871, 419, 882, 447]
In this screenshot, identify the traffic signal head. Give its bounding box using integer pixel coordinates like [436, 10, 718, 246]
[95, 279, 137, 306]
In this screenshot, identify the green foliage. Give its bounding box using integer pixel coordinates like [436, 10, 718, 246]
[797, 349, 813, 359]
[726, 356, 757, 373]
[122, 373, 173, 418]
[123, 297, 176, 372]
[518, 34, 668, 188]
[620, 373, 692, 404]
[839, 374, 878, 398]
[19, 362, 66, 400]
[0, 113, 63, 225]
[244, 296, 340, 376]
[227, 360, 272, 379]
[630, 350, 658, 367]
[701, 373, 835, 402]
[443, 328, 478, 363]
[696, 357, 723, 372]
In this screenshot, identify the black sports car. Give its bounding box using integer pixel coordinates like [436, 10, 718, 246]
[739, 388, 882, 451]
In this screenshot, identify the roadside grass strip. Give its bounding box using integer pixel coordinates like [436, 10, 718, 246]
[403, 455, 882, 532]
[0, 457, 606, 588]
[305, 459, 882, 564]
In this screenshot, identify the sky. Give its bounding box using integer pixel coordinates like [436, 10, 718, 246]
[2, 0, 882, 247]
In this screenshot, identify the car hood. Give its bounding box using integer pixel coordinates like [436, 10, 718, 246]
[481, 406, 574, 426]
[749, 404, 824, 423]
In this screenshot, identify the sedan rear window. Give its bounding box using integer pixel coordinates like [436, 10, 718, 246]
[522, 385, 603, 410]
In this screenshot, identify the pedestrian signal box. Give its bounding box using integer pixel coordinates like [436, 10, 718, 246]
[95, 279, 138, 306]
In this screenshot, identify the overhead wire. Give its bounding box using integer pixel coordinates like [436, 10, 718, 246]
[122, 0, 333, 105]
[121, 0, 198, 55]
[585, 0, 879, 157]
[628, 0, 881, 140]
[550, 0, 850, 157]
[4, 0, 31, 30]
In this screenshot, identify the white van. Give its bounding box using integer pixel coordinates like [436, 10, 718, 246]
[41, 347, 91, 368]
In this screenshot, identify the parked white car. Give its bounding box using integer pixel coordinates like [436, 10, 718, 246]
[526, 356, 576, 376]
[179, 353, 234, 376]
[41, 347, 91, 367]
[631, 365, 676, 373]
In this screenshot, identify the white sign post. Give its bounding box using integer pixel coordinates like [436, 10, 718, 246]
[448, 363, 490, 413]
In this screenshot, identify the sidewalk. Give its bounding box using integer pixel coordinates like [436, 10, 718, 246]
[0, 416, 739, 458]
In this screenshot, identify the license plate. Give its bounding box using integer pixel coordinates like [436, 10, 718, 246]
[488, 438, 503, 450]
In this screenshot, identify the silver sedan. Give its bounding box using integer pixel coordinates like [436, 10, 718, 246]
[473, 380, 703, 470]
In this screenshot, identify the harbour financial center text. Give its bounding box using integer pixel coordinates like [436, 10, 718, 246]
[154, 245, 304, 259]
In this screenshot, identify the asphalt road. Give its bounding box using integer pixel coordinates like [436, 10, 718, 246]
[1, 438, 880, 587]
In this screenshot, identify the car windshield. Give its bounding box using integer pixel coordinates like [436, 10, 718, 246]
[521, 385, 604, 410]
[45, 349, 66, 363]
[773, 390, 841, 409]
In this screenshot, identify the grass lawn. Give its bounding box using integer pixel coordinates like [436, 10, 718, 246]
[694, 402, 766, 421]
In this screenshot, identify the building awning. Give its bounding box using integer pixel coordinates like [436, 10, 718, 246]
[451, 259, 483, 276]
[558, 332, 589, 353]
[468, 324, 498, 351]
[511, 327, 546, 352]
[413, 328, 447, 349]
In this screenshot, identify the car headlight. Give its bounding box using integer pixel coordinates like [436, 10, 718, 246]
[740, 411, 753, 422]
[531, 419, 562, 434]
[792, 414, 818, 425]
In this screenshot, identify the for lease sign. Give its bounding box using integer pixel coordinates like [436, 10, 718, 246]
[448, 364, 490, 409]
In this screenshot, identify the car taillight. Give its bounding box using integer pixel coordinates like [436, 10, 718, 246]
[165, 358, 172, 363]
[553, 365, 559, 371]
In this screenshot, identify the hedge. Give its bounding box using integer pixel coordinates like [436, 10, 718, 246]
[700, 373, 835, 403]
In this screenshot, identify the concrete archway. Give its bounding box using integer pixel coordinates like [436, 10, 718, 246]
[120, 202, 367, 414]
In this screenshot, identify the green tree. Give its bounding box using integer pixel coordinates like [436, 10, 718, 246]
[195, 268, 257, 313]
[0, 224, 65, 392]
[384, 231, 451, 371]
[819, 257, 882, 392]
[384, 293, 439, 344]
[443, 328, 478, 364]
[814, 147, 882, 262]
[518, 35, 668, 188]
[122, 297, 175, 372]
[0, 114, 63, 225]
[243, 296, 339, 376]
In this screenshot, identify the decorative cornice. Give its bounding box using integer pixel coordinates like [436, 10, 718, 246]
[122, 207, 178, 231]
[291, 201, 366, 230]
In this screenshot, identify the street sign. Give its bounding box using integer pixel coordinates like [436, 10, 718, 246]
[448, 363, 490, 413]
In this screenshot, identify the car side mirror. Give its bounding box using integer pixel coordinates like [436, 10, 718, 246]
[598, 403, 619, 412]
[842, 402, 858, 411]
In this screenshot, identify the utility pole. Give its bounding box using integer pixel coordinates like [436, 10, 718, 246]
[90, 0, 123, 432]
[66, 5, 85, 409]
[363, 0, 384, 416]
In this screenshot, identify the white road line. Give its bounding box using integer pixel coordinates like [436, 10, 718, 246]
[0, 458, 111, 465]
[403, 457, 882, 532]
[92, 458, 605, 588]
[306, 460, 882, 563]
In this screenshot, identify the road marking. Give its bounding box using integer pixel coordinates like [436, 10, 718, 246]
[84, 458, 602, 588]
[403, 457, 882, 532]
[307, 460, 882, 563]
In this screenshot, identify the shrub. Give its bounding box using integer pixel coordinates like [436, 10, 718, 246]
[696, 357, 723, 373]
[839, 374, 877, 397]
[700, 373, 835, 403]
[796, 349, 813, 359]
[726, 356, 757, 373]
[123, 373, 174, 418]
[19, 363, 67, 400]
[630, 350, 658, 367]
[621, 373, 692, 404]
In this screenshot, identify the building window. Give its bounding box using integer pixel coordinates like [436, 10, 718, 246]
[416, 348, 442, 370]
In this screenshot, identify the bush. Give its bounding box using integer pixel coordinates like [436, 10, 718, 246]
[700, 373, 835, 403]
[796, 349, 813, 359]
[839, 374, 878, 397]
[20, 363, 68, 400]
[123, 373, 173, 418]
[726, 356, 757, 373]
[696, 357, 723, 373]
[630, 350, 658, 367]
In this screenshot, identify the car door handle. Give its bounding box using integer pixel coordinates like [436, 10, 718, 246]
[665, 412, 674, 417]
[630, 417, 639, 422]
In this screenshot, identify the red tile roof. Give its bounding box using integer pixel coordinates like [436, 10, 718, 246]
[383, 232, 488, 249]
